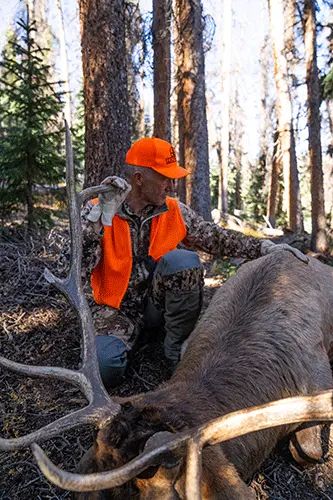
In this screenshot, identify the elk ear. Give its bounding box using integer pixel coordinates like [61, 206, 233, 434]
[137, 430, 181, 479]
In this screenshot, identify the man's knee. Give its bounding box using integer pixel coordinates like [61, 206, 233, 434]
[96, 335, 127, 388]
[155, 249, 203, 277]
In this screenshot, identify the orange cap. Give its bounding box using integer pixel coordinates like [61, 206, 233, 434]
[125, 137, 189, 179]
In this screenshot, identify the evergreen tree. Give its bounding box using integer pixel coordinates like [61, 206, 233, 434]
[245, 157, 266, 223]
[0, 16, 64, 228]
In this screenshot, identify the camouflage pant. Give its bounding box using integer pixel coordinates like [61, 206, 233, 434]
[94, 249, 204, 386]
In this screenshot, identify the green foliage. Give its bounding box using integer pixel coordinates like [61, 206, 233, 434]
[243, 156, 266, 223]
[323, 65, 333, 101]
[209, 162, 219, 209]
[0, 16, 65, 228]
[210, 259, 237, 280]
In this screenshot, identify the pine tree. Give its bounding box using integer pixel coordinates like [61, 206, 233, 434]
[0, 15, 65, 228]
[246, 156, 267, 223]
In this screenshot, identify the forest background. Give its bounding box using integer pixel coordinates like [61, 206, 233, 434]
[2, 1, 333, 498]
[0, 0, 333, 253]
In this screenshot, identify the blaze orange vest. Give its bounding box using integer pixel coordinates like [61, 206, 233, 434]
[90, 197, 187, 309]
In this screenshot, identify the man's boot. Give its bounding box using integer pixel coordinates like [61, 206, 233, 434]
[163, 287, 203, 365]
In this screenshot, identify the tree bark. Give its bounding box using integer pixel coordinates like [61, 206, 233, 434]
[79, 0, 130, 187]
[125, 3, 145, 141]
[304, 0, 327, 251]
[260, 35, 269, 181]
[326, 7, 333, 228]
[267, 130, 280, 228]
[56, 0, 72, 128]
[153, 0, 171, 141]
[230, 87, 242, 211]
[268, 0, 303, 233]
[326, 98, 333, 227]
[219, 0, 232, 215]
[175, 0, 211, 220]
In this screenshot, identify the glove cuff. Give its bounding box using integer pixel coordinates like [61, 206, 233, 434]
[86, 203, 102, 223]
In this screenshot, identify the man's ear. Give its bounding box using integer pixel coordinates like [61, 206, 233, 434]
[132, 171, 144, 186]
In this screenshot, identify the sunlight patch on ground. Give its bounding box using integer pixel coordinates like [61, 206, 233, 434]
[204, 276, 224, 288]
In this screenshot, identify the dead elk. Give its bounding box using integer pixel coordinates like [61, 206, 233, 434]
[1, 124, 333, 499]
[68, 252, 333, 499]
[2, 253, 333, 499]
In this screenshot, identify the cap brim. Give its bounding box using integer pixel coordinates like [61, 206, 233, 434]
[151, 165, 189, 179]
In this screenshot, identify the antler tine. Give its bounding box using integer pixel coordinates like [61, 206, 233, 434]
[0, 355, 92, 401]
[43, 119, 120, 409]
[31, 429, 190, 491]
[1, 404, 112, 451]
[185, 437, 202, 500]
[30, 390, 333, 493]
[0, 120, 120, 452]
[79, 184, 111, 207]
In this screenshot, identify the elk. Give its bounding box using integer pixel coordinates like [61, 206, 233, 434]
[1, 123, 333, 499]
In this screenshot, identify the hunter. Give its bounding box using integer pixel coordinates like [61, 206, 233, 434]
[79, 137, 307, 387]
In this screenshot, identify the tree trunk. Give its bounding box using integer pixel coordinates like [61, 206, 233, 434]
[260, 35, 269, 179]
[153, 0, 171, 141]
[267, 130, 280, 228]
[219, 0, 232, 215]
[326, 98, 333, 227]
[79, 0, 130, 187]
[231, 87, 242, 211]
[56, 0, 72, 128]
[125, 3, 144, 142]
[268, 0, 303, 233]
[326, 7, 333, 228]
[304, 0, 327, 251]
[175, 0, 211, 220]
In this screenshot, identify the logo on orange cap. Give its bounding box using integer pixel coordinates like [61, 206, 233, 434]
[125, 137, 189, 179]
[166, 147, 177, 165]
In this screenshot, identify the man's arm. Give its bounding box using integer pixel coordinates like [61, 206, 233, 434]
[179, 202, 262, 259]
[81, 201, 104, 280]
[79, 176, 132, 280]
[179, 202, 308, 263]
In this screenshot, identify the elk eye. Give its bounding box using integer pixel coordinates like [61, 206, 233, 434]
[137, 465, 159, 479]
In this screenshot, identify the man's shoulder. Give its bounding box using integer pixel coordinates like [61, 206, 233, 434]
[177, 200, 199, 218]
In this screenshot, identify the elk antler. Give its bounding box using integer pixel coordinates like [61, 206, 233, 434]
[28, 389, 333, 497]
[0, 120, 120, 451]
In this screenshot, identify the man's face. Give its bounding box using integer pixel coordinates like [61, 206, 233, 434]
[140, 169, 175, 207]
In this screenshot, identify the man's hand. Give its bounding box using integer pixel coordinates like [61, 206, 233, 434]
[87, 176, 132, 226]
[261, 240, 309, 264]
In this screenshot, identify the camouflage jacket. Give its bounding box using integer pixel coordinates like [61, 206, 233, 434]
[79, 199, 262, 312]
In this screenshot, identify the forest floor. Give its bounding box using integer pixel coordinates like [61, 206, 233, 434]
[1, 225, 333, 499]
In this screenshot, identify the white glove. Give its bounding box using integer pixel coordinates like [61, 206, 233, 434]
[261, 240, 309, 264]
[87, 176, 132, 226]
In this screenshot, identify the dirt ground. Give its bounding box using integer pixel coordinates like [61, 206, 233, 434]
[1, 227, 333, 499]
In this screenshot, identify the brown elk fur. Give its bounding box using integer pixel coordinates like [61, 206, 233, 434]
[76, 252, 333, 499]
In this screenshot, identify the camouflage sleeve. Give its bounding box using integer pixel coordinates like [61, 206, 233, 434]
[179, 202, 262, 260]
[80, 201, 103, 280]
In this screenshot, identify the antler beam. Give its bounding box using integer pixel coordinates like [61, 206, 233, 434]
[29, 389, 333, 493]
[0, 120, 120, 451]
